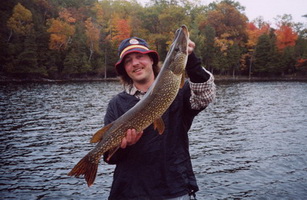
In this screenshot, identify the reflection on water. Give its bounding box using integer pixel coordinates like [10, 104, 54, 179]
[1, 81, 307, 199]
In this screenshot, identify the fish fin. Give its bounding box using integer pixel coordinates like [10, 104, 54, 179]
[67, 154, 98, 187]
[180, 74, 185, 88]
[91, 123, 113, 143]
[107, 146, 120, 161]
[153, 117, 165, 135]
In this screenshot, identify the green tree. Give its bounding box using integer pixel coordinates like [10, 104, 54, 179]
[279, 46, 296, 75]
[253, 34, 271, 75]
[63, 48, 79, 76]
[228, 43, 241, 77]
[201, 25, 216, 72]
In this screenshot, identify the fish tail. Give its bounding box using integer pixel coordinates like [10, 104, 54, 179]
[68, 154, 98, 187]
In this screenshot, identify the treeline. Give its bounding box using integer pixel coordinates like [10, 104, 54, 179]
[1, 0, 307, 80]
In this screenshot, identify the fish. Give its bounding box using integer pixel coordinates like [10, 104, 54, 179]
[67, 25, 189, 187]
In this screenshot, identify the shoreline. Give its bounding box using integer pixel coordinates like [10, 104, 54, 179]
[1, 75, 307, 83]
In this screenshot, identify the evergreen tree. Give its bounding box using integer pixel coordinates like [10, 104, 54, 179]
[17, 35, 38, 74]
[280, 46, 296, 74]
[253, 34, 271, 75]
[228, 43, 241, 77]
[266, 30, 281, 75]
[63, 48, 79, 76]
[80, 52, 91, 74]
[212, 47, 228, 75]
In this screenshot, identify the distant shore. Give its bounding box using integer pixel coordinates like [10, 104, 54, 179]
[1, 75, 307, 83]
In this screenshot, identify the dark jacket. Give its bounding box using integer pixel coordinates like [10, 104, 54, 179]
[104, 53, 210, 200]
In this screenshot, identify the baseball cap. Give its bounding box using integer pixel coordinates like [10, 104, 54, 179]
[115, 37, 159, 74]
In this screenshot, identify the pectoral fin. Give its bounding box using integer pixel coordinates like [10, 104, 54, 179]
[153, 117, 165, 135]
[90, 123, 113, 143]
[106, 146, 120, 161]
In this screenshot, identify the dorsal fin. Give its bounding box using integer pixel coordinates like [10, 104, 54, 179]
[90, 123, 113, 143]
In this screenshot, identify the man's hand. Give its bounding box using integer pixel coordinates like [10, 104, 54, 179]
[188, 39, 195, 55]
[121, 129, 143, 149]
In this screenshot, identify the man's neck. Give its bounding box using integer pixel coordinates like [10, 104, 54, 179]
[134, 78, 155, 93]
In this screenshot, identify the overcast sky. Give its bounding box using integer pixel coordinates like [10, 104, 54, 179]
[138, 0, 307, 25]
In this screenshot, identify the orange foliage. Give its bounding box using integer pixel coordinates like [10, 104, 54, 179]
[47, 18, 75, 50]
[214, 33, 234, 54]
[7, 3, 33, 35]
[111, 17, 131, 44]
[275, 25, 298, 50]
[206, 2, 248, 39]
[246, 22, 270, 48]
[296, 58, 307, 68]
[59, 8, 76, 23]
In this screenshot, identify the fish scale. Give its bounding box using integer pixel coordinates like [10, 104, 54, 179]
[68, 25, 189, 187]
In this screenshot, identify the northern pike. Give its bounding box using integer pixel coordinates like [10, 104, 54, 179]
[68, 25, 189, 186]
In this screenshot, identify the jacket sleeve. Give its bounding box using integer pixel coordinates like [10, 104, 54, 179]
[185, 52, 216, 110]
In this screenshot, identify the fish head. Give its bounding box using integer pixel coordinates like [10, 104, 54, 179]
[165, 25, 189, 75]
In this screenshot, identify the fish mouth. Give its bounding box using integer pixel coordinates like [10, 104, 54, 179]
[179, 25, 189, 38]
[167, 25, 189, 57]
[174, 25, 189, 43]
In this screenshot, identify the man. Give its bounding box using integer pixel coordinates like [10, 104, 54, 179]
[103, 36, 216, 200]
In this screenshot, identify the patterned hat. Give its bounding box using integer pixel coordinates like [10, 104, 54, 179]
[115, 37, 159, 74]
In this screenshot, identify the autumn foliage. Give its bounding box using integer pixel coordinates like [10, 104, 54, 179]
[7, 3, 33, 35]
[47, 18, 75, 50]
[275, 25, 298, 50]
[2, 0, 307, 79]
[246, 22, 270, 48]
[110, 16, 132, 44]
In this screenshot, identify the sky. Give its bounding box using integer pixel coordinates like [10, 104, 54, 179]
[137, 0, 307, 25]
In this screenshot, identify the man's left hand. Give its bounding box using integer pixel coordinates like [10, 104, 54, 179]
[188, 39, 195, 55]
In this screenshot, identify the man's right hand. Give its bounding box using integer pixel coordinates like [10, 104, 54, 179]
[121, 129, 143, 149]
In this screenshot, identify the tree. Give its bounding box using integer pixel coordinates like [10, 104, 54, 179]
[140, 1, 191, 60]
[206, 0, 248, 42]
[279, 46, 296, 74]
[253, 31, 281, 76]
[1, 0, 307, 79]
[228, 42, 241, 77]
[245, 22, 270, 77]
[85, 17, 100, 61]
[200, 0, 248, 75]
[275, 25, 298, 50]
[246, 22, 270, 48]
[63, 48, 78, 75]
[7, 3, 33, 40]
[47, 18, 75, 50]
[253, 34, 271, 74]
[110, 14, 132, 44]
[202, 25, 216, 72]
[47, 8, 76, 51]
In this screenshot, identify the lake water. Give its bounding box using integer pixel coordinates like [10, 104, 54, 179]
[0, 81, 306, 200]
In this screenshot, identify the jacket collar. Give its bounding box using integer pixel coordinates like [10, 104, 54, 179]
[125, 85, 146, 99]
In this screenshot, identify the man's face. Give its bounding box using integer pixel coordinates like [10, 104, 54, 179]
[123, 52, 154, 84]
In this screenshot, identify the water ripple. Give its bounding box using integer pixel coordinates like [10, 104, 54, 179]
[0, 81, 307, 199]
